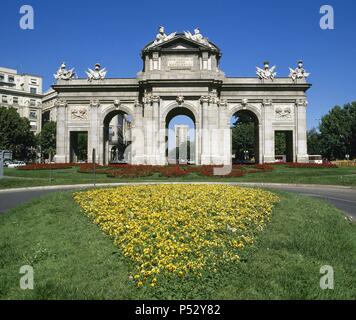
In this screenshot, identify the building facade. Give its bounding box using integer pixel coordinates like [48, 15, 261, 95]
[0, 67, 43, 134]
[47, 28, 311, 165]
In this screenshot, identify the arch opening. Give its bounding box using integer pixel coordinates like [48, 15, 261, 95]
[230, 110, 259, 164]
[103, 110, 132, 165]
[165, 107, 196, 165]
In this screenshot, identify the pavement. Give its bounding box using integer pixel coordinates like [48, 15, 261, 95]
[0, 182, 355, 220]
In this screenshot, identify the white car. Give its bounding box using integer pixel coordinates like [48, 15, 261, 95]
[7, 161, 26, 168]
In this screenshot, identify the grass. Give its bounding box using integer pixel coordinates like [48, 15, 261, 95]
[1, 165, 356, 189]
[0, 188, 355, 299]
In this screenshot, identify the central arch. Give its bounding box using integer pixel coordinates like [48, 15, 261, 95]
[230, 107, 260, 164]
[164, 106, 197, 165]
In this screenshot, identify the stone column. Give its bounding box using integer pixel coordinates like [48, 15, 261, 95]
[262, 98, 275, 163]
[219, 99, 231, 165]
[209, 96, 221, 164]
[54, 98, 68, 163]
[296, 98, 309, 163]
[151, 95, 161, 164]
[200, 95, 211, 164]
[88, 99, 100, 164]
[131, 101, 145, 164]
[143, 94, 160, 165]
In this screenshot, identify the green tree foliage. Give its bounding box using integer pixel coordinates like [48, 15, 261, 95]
[307, 128, 321, 155]
[319, 102, 356, 160]
[231, 112, 256, 162]
[0, 107, 36, 160]
[77, 132, 88, 161]
[275, 132, 287, 155]
[37, 121, 56, 160]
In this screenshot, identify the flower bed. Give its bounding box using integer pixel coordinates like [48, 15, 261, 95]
[287, 163, 338, 168]
[74, 185, 279, 287]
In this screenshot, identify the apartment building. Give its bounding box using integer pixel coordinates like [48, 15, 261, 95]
[0, 66, 43, 134]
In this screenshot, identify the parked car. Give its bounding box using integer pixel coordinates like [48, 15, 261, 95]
[7, 161, 26, 168]
[3, 159, 13, 167]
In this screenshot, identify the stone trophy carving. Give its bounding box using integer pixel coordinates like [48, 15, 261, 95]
[275, 106, 292, 120]
[289, 60, 310, 81]
[86, 63, 107, 82]
[54, 62, 75, 81]
[71, 107, 88, 120]
[256, 61, 277, 81]
[147, 26, 176, 48]
[184, 27, 213, 48]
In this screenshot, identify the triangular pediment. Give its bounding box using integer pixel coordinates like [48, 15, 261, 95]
[143, 34, 218, 52]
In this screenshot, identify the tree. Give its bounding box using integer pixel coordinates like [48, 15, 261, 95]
[231, 112, 256, 162]
[319, 102, 356, 160]
[307, 128, 321, 155]
[0, 107, 36, 160]
[275, 132, 287, 155]
[37, 121, 56, 161]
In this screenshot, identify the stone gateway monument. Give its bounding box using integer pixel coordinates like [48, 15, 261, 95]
[49, 27, 311, 165]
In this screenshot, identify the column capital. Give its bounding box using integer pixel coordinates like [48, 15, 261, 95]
[200, 95, 210, 104]
[296, 98, 308, 107]
[143, 93, 160, 105]
[134, 99, 143, 108]
[54, 98, 67, 108]
[262, 98, 272, 106]
[218, 99, 228, 107]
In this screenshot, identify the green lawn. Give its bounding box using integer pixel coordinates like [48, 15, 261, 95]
[0, 189, 355, 299]
[1, 165, 356, 189]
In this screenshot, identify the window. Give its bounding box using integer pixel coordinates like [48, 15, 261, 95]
[30, 99, 36, 106]
[30, 121, 37, 131]
[0, 74, 4, 81]
[8, 76, 14, 83]
[30, 87, 37, 94]
[30, 78, 37, 84]
[13, 97, 18, 104]
[2, 96, 7, 103]
[29, 110, 37, 119]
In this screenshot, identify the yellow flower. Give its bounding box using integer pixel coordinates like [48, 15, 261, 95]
[73, 184, 279, 287]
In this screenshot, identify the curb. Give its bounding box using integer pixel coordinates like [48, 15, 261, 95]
[0, 181, 354, 194]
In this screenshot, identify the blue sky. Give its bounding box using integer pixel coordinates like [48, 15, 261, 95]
[1, 0, 356, 130]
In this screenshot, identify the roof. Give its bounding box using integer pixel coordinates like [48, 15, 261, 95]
[142, 32, 221, 56]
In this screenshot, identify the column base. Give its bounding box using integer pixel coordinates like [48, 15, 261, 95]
[297, 154, 309, 163]
[54, 155, 67, 163]
[262, 155, 275, 163]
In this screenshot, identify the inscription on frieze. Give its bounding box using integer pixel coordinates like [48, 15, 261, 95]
[167, 56, 194, 70]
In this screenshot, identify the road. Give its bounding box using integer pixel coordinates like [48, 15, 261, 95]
[0, 183, 355, 219]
